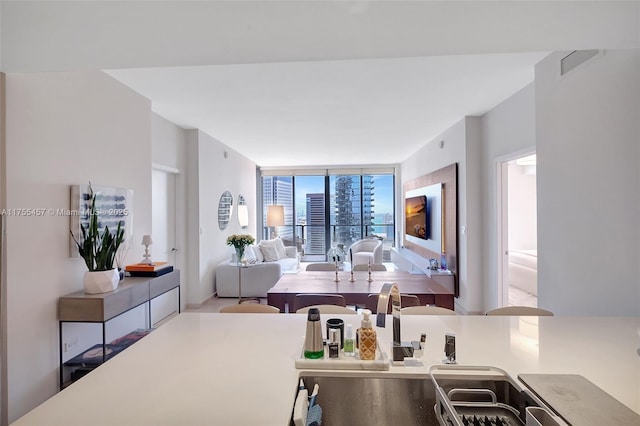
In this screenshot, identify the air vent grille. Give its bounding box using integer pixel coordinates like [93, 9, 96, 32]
[561, 50, 600, 75]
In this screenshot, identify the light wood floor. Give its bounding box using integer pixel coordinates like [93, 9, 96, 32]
[508, 285, 538, 308]
[185, 297, 269, 313]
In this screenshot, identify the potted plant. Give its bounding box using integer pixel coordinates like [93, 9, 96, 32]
[70, 183, 126, 294]
[226, 234, 255, 265]
[115, 241, 130, 281]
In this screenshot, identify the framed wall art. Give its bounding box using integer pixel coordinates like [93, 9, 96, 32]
[69, 184, 134, 258]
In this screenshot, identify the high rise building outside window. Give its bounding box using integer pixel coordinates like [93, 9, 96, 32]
[261, 172, 394, 261]
[262, 176, 293, 243]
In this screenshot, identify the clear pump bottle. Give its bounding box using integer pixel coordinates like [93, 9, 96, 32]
[343, 324, 355, 357]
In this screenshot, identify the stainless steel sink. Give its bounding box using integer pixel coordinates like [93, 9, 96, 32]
[295, 366, 638, 426]
[295, 368, 541, 426]
[296, 373, 439, 426]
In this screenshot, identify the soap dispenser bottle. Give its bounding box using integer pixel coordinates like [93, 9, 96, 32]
[303, 308, 324, 359]
[344, 324, 355, 357]
[358, 309, 377, 360]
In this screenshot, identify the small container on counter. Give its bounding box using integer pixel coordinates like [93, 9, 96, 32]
[358, 309, 377, 360]
[444, 333, 456, 364]
[343, 324, 355, 357]
[304, 308, 324, 359]
[328, 329, 340, 358]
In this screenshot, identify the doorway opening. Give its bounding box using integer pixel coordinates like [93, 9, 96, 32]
[497, 152, 538, 307]
[151, 167, 180, 323]
[152, 169, 177, 266]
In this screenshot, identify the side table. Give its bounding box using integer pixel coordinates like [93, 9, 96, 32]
[236, 263, 260, 304]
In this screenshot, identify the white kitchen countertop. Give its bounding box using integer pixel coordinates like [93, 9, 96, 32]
[12, 313, 640, 425]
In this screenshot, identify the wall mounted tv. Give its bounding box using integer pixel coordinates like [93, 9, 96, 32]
[405, 195, 431, 240]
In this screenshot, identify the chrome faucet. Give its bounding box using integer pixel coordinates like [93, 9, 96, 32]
[376, 282, 415, 362]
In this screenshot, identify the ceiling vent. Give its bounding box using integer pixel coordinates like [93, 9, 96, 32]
[561, 50, 600, 75]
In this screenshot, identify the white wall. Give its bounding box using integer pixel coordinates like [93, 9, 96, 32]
[399, 50, 639, 317]
[185, 130, 200, 305]
[5, 70, 152, 422]
[401, 117, 484, 314]
[151, 116, 259, 308]
[464, 117, 483, 313]
[479, 83, 537, 311]
[151, 113, 188, 311]
[185, 130, 257, 305]
[402, 84, 537, 314]
[152, 113, 186, 170]
[535, 49, 640, 316]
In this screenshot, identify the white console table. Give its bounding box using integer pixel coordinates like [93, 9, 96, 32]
[58, 270, 180, 389]
[390, 248, 456, 293]
[423, 268, 455, 293]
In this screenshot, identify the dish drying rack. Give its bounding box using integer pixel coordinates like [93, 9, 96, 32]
[430, 365, 568, 426]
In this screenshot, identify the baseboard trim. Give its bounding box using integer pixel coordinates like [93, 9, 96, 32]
[454, 301, 484, 315]
[186, 294, 215, 310]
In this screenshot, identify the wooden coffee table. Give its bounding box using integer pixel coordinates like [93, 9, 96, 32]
[267, 269, 454, 313]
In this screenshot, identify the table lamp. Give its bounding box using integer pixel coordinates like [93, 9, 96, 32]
[141, 234, 153, 264]
[266, 205, 284, 239]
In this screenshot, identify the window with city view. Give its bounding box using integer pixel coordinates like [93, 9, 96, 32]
[262, 172, 395, 262]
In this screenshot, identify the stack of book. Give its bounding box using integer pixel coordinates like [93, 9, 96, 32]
[125, 262, 174, 277]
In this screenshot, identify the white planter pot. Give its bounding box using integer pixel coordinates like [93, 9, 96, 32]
[83, 269, 119, 294]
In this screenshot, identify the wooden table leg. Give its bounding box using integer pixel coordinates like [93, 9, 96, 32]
[267, 293, 286, 313]
[435, 294, 455, 310]
[416, 294, 436, 307]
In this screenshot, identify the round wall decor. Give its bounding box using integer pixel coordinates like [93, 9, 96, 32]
[218, 190, 234, 230]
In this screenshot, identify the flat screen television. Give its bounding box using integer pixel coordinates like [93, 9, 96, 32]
[405, 195, 430, 240]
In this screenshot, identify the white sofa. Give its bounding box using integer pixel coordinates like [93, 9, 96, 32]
[215, 242, 299, 298]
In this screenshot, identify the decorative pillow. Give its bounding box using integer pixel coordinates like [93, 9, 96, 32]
[259, 239, 281, 261]
[260, 244, 279, 262]
[274, 237, 287, 259]
[250, 244, 264, 263]
[244, 246, 257, 262]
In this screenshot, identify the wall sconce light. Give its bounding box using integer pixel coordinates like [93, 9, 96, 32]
[238, 204, 249, 229]
[237, 194, 249, 229]
[141, 234, 153, 264]
[266, 205, 284, 239]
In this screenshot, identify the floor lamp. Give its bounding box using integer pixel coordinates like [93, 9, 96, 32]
[266, 205, 284, 239]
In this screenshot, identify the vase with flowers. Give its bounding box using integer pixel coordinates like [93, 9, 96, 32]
[226, 234, 255, 265]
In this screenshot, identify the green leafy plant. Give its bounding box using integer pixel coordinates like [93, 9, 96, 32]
[70, 183, 125, 271]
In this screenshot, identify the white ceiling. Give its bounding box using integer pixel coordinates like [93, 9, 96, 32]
[106, 52, 547, 167]
[4, 1, 637, 167]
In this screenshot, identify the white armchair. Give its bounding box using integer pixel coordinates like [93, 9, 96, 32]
[348, 238, 383, 267]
